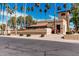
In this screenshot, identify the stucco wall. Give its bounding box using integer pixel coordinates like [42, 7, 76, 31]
[62, 19, 67, 34]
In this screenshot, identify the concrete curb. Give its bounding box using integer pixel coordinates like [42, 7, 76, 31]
[0, 35, 79, 44]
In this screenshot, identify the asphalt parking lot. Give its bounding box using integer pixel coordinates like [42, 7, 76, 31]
[0, 36, 79, 56]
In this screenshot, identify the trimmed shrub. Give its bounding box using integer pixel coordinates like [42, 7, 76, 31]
[40, 34, 44, 37]
[20, 34, 23, 36]
[27, 34, 31, 37]
[66, 32, 72, 34]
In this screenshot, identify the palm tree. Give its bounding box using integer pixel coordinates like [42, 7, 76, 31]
[44, 8, 47, 16]
[45, 3, 51, 10]
[27, 7, 31, 12]
[54, 3, 56, 34]
[5, 4, 9, 35]
[25, 15, 36, 26]
[18, 15, 36, 28]
[63, 3, 67, 9]
[39, 8, 42, 13]
[70, 6, 79, 32]
[24, 3, 26, 29]
[8, 16, 16, 29]
[17, 16, 24, 28]
[20, 5, 24, 29]
[2, 3, 7, 35]
[31, 6, 34, 11]
[44, 3, 51, 14]
[35, 3, 40, 7]
[0, 3, 2, 34]
[13, 3, 18, 35]
[0, 3, 2, 21]
[34, 3, 40, 19]
[57, 6, 61, 10]
[7, 6, 14, 32]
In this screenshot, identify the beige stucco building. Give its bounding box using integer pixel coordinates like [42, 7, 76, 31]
[35, 11, 70, 34]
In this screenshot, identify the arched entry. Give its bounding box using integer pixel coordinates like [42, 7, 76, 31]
[56, 24, 60, 33]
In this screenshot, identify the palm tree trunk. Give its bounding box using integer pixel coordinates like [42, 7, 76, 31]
[20, 10, 22, 29]
[54, 3, 56, 34]
[15, 3, 17, 35]
[75, 21, 78, 32]
[20, 7, 23, 29]
[24, 3, 26, 29]
[2, 5, 4, 35]
[0, 4, 2, 34]
[6, 8, 8, 35]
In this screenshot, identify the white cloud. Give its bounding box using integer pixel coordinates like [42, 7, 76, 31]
[0, 11, 8, 17]
[11, 11, 28, 17]
[0, 11, 28, 17]
[32, 15, 58, 21]
[32, 17, 46, 21]
[49, 15, 58, 20]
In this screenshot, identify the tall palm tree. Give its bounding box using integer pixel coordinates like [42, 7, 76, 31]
[39, 8, 42, 13]
[20, 5, 24, 29]
[25, 15, 34, 26]
[34, 3, 40, 19]
[44, 8, 47, 16]
[54, 3, 56, 34]
[44, 3, 51, 19]
[57, 6, 61, 10]
[27, 7, 31, 12]
[24, 3, 26, 29]
[0, 3, 2, 34]
[0, 3, 2, 22]
[7, 6, 14, 33]
[5, 4, 9, 35]
[31, 6, 34, 11]
[2, 3, 7, 35]
[45, 3, 51, 10]
[35, 3, 40, 7]
[13, 3, 18, 35]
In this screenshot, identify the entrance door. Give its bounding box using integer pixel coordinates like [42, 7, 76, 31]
[56, 25, 60, 33]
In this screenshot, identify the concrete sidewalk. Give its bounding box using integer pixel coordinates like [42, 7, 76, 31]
[0, 34, 79, 44]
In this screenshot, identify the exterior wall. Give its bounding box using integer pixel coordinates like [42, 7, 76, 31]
[45, 28, 52, 35]
[36, 19, 67, 34]
[62, 19, 67, 34]
[58, 12, 70, 34]
[55, 20, 63, 34]
[37, 21, 48, 24]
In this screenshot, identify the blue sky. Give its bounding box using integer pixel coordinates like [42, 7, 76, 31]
[0, 3, 73, 28]
[0, 3, 72, 19]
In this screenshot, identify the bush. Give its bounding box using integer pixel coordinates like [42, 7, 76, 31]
[7, 34, 10, 36]
[78, 32, 79, 33]
[20, 34, 23, 36]
[40, 34, 44, 37]
[27, 34, 31, 37]
[66, 32, 72, 34]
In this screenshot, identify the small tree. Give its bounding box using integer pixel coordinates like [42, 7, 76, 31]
[70, 4, 79, 32]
